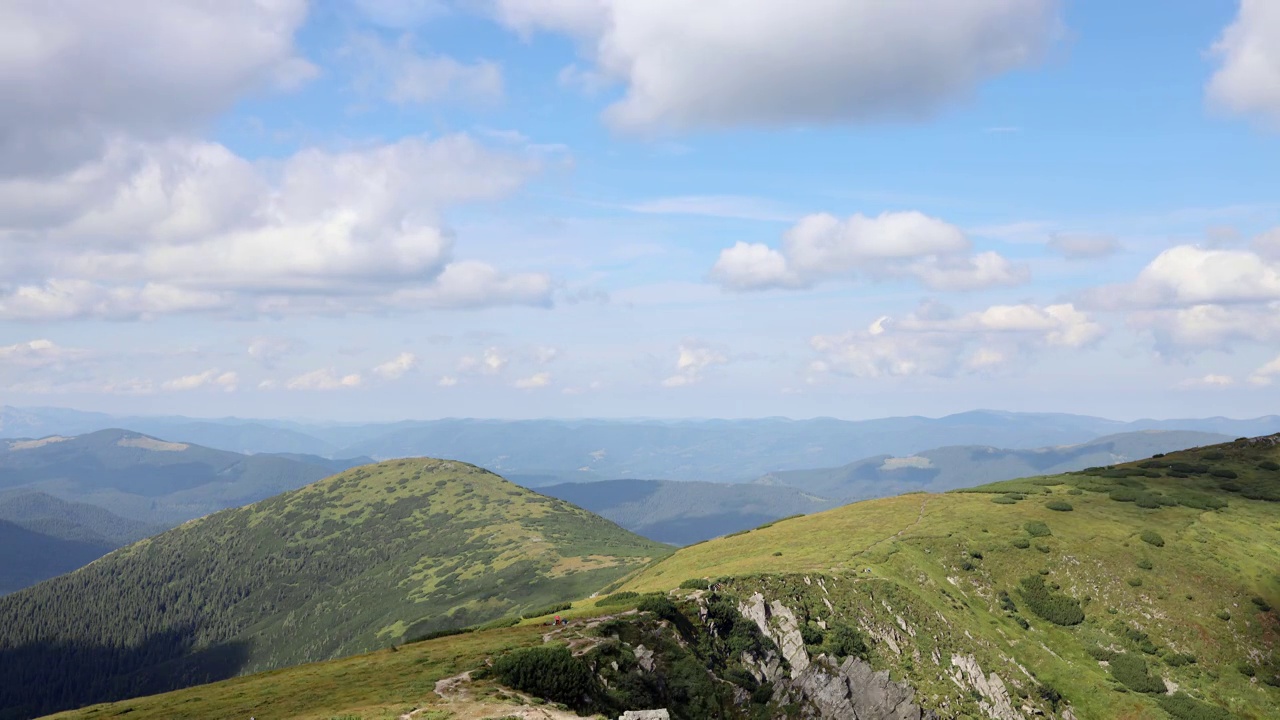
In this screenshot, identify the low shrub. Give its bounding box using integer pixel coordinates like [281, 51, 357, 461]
[1137, 559, 1153, 570]
[1127, 577, 1143, 587]
[824, 623, 869, 661]
[1156, 692, 1233, 720]
[1237, 661, 1256, 677]
[1210, 469, 1238, 479]
[968, 549, 984, 559]
[1201, 451, 1225, 461]
[1252, 596, 1272, 612]
[1135, 494, 1162, 509]
[1109, 653, 1165, 693]
[1109, 488, 1139, 503]
[678, 578, 710, 590]
[492, 645, 602, 711]
[799, 623, 824, 646]
[1067, 488, 1083, 495]
[1259, 460, 1280, 472]
[1018, 575, 1084, 626]
[636, 594, 681, 623]
[1025, 520, 1051, 537]
[1139, 530, 1165, 547]
[991, 495, 1018, 505]
[1036, 544, 1051, 553]
[1215, 610, 1231, 621]
[522, 602, 572, 619]
[1012, 538, 1030, 549]
[1045, 500, 1073, 512]
[594, 591, 640, 607]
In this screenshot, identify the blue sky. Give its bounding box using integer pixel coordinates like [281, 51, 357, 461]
[1, 0, 1278, 422]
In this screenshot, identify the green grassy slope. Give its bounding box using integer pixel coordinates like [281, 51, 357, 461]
[0, 458, 669, 720]
[33, 435, 1280, 720]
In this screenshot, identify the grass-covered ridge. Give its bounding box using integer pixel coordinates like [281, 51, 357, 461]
[32, 435, 1280, 720]
[0, 458, 670, 720]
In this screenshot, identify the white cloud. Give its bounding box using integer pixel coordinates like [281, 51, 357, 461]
[458, 347, 509, 375]
[0, 339, 83, 368]
[1085, 245, 1280, 309]
[285, 368, 363, 390]
[514, 371, 552, 389]
[161, 369, 239, 392]
[1178, 374, 1235, 388]
[437, 375, 459, 387]
[373, 352, 419, 380]
[1254, 227, 1280, 260]
[1047, 233, 1120, 260]
[0, 0, 314, 176]
[492, 0, 1060, 131]
[342, 33, 503, 106]
[1127, 302, 1280, 352]
[531, 345, 559, 364]
[808, 302, 1103, 379]
[1207, 0, 1280, 128]
[710, 211, 1028, 292]
[661, 343, 728, 387]
[0, 134, 554, 319]
[247, 337, 302, 368]
[1250, 355, 1280, 386]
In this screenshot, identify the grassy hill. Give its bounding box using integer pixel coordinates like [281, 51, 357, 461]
[0, 458, 669, 720]
[539, 478, 836, 544]
[754, 429, 1232, 500]
[36, 433, 1280, 720]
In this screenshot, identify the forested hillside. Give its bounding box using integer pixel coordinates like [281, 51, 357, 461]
[0, 459, 669, 720]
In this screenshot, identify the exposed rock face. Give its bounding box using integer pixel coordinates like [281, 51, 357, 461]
[950, 654, 1023, 720]
[620, 711, 670, 720]
[738, 592, 938, 720]
[794, 655, 940, 720]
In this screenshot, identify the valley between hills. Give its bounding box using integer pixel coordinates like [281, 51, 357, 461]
[1, 433, 1276, 720]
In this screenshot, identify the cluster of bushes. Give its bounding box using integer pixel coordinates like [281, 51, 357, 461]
[1259, 460, 1280, 472]
[1018, 575, 1084, 626]
[490, 645, 603, 711]
[522, 602, 572, 619]
[1045, 500, 1073, 512]
[678, 578, 710, 591]
[1251, 596, 1272, 612]
[1108, 653, 1165, 693]
[822, 622, 870, 661]
[1156, 693, 1234, 720]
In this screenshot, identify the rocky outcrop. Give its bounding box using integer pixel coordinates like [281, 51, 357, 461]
[950, 654, 1023, 720]
[619, 711, 670, 720]
[737, 592, 937, 720]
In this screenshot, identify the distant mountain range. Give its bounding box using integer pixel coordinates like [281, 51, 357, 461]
[5, 405, 1279, 484]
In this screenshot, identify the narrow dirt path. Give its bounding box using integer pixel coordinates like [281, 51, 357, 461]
[853, 495, 930, 562]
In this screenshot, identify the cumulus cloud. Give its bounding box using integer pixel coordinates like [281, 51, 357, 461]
[341, 33, 503, 106]
[1127, 302, 1280, 353]
[710, 211, 1028, 292]
[0, 339, 84, 368]
[373, 352, 419, 380]
[458, 347, 509, 375]
[285, 368, 363, 390]
[1251, 355, 1280, 385]
[247, 337, 302, 368]
[161, 369, 239, 392]
[661, 343, 728, 387]
[0, 0, 314, 177]
[1085, 245, 1280, 310]
[1207, 0, 1280, 128]
[492, 0, 1060, 131]
[514, 371, 552, 389]
[1254, 227, 1280, 260]
[1047, 233, 1120, 260]
[438, 375, 459, 387]
[808, 302, 1103, 379]
[0, 134, 554, 319]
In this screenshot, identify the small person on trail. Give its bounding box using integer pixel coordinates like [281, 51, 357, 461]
[554, 615, 562, 625]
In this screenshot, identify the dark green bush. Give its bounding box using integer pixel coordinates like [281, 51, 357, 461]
[960, 561, 975, 571]
[1237, 661, 1256, 677]
[1025, 521, 1051, 537]
[522, 602, 572, 619]
[1018, 575, 1084, 626]
[1156, 692, 1233, 720]
[678, 578, 710, 591]
[968, 549, 984, 559]
[1109, 488, 1139, 502]
[1251, 596, 1272, 612]
[1067, 488, 1083, 495]
[1139, 460, 1167, 469]
[1135, 494, 1162, 509]
[1109, 653, 1165, 693]
[1045, 500, 1073, 512]
[799, 623, 824, 646]
[595, 591, 641, 607]
[493, 645, 602, 710]
[1215, 610, 1231, 621]
[1127, 577, 1143, 587]
[1036, 544, 1051, 553]
[991, 496, 1018, 505]
[1012, 538, 1030, 549]
[1259, 460, 1280, 472]
[636, 595, 682, 623]
[1140, 530, 1165, 547]
[1219, 482, 1241, 492]
[1201, 451, 1225, 461]
[1137, 559, 1153, 570]
[1210, 469, 1237, 479]
[824, 623, 869, 661]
